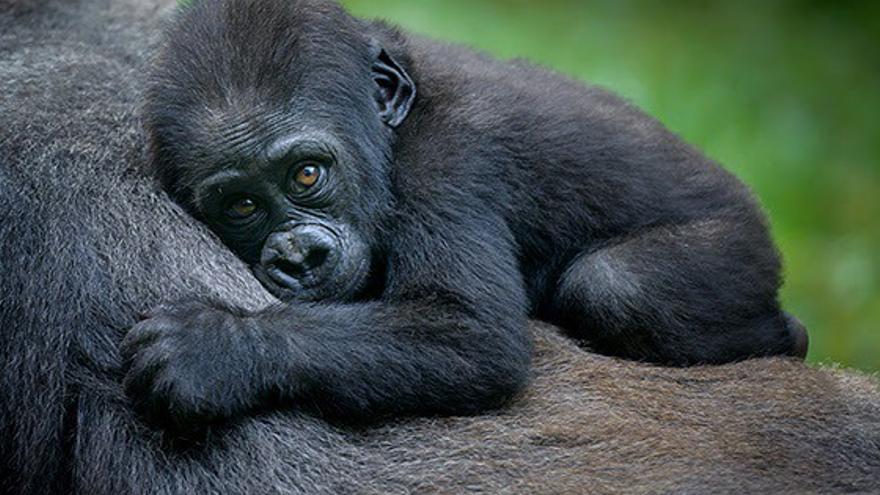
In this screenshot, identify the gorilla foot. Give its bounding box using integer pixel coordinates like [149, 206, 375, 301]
[784, 312, 809, 360]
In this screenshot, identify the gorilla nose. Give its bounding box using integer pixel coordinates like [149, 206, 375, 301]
[273, 245, 329, 277]
[261, 225, 336, 286]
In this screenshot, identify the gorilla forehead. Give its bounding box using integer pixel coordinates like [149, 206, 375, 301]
[148, 0, 377, 127]
[157, 0, 372, 98]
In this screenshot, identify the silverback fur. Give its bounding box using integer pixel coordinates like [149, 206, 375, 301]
[0, 1, 878, 493]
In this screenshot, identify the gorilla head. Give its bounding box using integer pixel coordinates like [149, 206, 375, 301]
[146, 0, 415, 301]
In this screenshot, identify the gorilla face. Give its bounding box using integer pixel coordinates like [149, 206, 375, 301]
[190, 131, 373, 302]
[146, 0, 417, 303]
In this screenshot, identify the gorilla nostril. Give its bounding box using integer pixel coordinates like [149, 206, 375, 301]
[274, 258, 305, 278]
[272, 244, 330, 279]
[305, 246, 329, 270]
[285, 247, 306, 266]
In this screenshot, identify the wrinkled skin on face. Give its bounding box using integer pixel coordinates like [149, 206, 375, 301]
[189, 132, 375, 302]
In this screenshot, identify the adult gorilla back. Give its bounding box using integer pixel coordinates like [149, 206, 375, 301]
[1, 1, 879, 493]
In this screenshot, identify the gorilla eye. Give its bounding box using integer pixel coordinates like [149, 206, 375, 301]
[225, 197, 258, 219]
[292, 163, 322, 191]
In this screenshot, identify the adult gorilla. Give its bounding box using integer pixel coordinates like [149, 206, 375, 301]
[1, 1, 878, 494]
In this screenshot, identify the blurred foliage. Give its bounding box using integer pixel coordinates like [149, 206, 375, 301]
[343, 0, 880, 371]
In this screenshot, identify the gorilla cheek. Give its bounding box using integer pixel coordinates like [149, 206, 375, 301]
[255, 222, 370, 302]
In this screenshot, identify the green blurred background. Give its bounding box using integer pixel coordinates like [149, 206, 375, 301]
[342, 0, 879, 372]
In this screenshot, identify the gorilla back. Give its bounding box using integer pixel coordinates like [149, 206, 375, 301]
[1, 1, 879, 494]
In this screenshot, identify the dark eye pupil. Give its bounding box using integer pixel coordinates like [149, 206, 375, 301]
[226, 197, 256, 218]
[294, 164, 321, 188]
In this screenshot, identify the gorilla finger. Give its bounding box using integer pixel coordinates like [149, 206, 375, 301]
[138, 302, 180, 320]
[120, 325, 164, 363]
[138, 370, 206, 429]
[136, 309, 155, 321]
[122, 349, 168, 397]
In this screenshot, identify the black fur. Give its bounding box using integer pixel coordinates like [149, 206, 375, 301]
[131, 0, 808, 429]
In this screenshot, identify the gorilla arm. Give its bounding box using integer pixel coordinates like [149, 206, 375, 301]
[121, 202, 531, 426]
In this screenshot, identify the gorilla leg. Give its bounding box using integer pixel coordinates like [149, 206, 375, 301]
[542, 218, 807, 365]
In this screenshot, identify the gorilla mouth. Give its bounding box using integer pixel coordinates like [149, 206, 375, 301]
[266, 258, 328, 291]
[254, 255, 370, 303]
[271, 246, 331, 282]
[273, 259, 304, 278]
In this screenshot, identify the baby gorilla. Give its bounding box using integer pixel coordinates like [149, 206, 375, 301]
[124, 0, 808, 428]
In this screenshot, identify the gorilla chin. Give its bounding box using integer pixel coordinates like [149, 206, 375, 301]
[254, 221, 371, 302]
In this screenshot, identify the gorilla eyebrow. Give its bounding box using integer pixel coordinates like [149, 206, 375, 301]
[198, 169, 248, 191]
[264, 130, 341, 164]
[192, 169, 249, 208]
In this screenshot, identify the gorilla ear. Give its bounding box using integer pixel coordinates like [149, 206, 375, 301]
[372, 48, 416, 128]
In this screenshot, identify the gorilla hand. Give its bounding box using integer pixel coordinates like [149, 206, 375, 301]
[121, 301, 266, 429]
